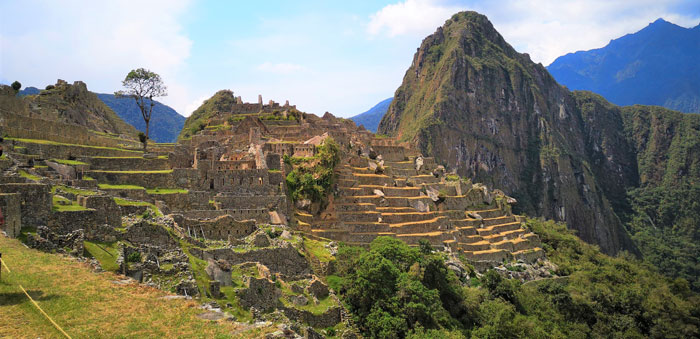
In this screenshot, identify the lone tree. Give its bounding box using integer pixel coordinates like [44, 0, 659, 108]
[11, 81, 21, 92]
[116, 68, 167, 151]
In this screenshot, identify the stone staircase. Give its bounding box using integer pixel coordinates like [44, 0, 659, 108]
[296, 151, 545, 269]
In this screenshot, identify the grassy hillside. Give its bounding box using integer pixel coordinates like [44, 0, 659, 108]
[0, 235, 274, 338]
[179, 90, 237, 140]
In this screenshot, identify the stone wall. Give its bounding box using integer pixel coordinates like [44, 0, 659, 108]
[173, 214, 256, 241]
[79, 195, 121, 228]
[10, 139, 140, 158]
[83, 156, 171, 171]
[193, 243, 310, 278]
[0, 193, 21, 237]
[181, 209, 271, 223]
[87, 170, 176, 188]
[152, 190, 210, 211]
[282, 306, 342, 329]
[124, 220, 180, 250]
[214, 194, 287, 211]
[0, 183, 51, 227]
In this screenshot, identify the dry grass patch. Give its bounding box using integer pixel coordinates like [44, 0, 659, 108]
[0, 236, 274, 338]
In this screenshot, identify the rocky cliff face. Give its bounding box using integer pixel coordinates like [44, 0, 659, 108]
[379, 12, 641, 254]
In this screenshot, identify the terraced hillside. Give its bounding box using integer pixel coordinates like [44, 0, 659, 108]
[295, 138, 544, 270]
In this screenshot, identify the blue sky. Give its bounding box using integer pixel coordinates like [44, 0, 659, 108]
[1, 0, 699, 118]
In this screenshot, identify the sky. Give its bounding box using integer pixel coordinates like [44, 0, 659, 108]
[1, 0, 699, 118]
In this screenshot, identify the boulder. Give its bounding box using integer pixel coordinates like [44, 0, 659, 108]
[425, 186, 440, 202]
[409, 199, 429, 212]
[209, 280, 221, 299]
[306, 278, 329, 299]
[292, 294, 309, 306]
[253, 232, 271, 247]
[415, 156, 424, 171]
[373, 189, 385, 197]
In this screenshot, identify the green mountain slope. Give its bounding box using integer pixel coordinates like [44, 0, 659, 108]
[379, 11, 700, 289]
[178, 90, 237, 140]
[379, 11, 638, 255]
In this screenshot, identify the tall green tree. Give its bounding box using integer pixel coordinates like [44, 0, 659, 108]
[116, 68, 167, 151]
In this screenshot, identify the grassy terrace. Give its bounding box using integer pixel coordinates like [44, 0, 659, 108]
[90, 170, 173, 174]
[49, 158, 88, 166]
[6, 137, 141, 153]
[52, 196, 88, 212]
[147, 188, 188, 194]
[52, 185, 97, 196]
[90, 155, 168, 159]
[0, 235, 273, 338]
[99, 184, 146, 190]
[18, 170, 42, 181]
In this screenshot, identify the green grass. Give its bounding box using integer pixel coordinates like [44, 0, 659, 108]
[52, 185, 98, 196]
[0, 153, 6, 160]
[52, 195, 72, 205]
[113, 197, 150, 206]
[50, 158, 88, 165]
[83, 241, 120, 271]
[303, 237, 334, 262]
[91, 169, 173, 174]
[52, 202, 88, 212]
[99, 184, 146, 190]
[295, 295, 337, 315]
[113, 198, 163, 217]
[147, 188, 188, 194]
[83, 175, 95, 181]
[6, 137, 141, 153]
[18, 170, 42, 181]
[326, 275, 345, 292]
[0, 235, 274, 338]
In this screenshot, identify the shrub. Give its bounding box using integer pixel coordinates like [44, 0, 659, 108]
[127, 251, 141, 263]
[11, 81, 21, 91]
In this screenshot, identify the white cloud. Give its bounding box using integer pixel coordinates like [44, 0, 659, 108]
[368, 0, 462, 37]
[368, 0, 700, 64]
[183, 95, 211, 117]
[256, 62, 305, 74]
[0, 0, 193, 113]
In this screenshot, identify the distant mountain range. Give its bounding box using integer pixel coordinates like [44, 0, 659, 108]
[350, 98, 392, 132]
[548, 18, 700, 113]
[97, 93, 185, 143]
[19, 86, 185, 143]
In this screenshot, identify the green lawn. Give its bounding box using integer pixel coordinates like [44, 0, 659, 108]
[99, 184, 146, 190]
[0, 235, 274, 338]
[91, 170, 173, 174]
[50, 158, 88, 166]
[113, 197, 150, 206]
[6, 137, 141, 153]
[19, 170, 42, 182]
[303, 238, 334, 262]
[147, 188, 189, 194]
[52, 185, 98, 196]
[83, 241, 120, 272]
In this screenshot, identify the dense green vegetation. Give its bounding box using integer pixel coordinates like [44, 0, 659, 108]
[284, 138, 340, 204]
[331, 219, 699, 338]
[179, 90, 237, 140]
[625, 184, 700, 291]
